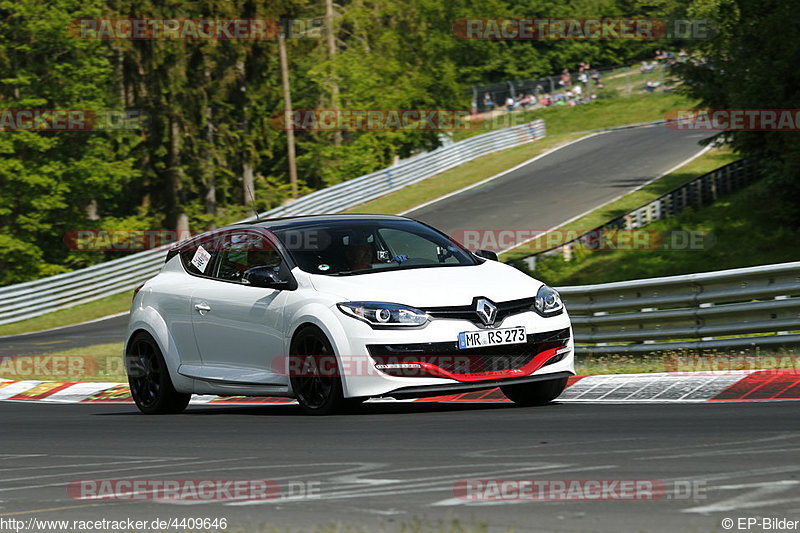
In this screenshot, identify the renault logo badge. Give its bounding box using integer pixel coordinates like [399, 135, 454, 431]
[475, 297, 498, 326]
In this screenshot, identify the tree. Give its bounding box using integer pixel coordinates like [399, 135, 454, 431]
[678, 0, 800, 226]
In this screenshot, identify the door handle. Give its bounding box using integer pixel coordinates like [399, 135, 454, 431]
[194, 303, 211, 315]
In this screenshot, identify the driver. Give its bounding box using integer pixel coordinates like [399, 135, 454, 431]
[343, 233, 376, 271]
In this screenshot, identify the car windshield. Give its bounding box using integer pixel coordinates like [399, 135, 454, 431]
[272, 219, 479, 276]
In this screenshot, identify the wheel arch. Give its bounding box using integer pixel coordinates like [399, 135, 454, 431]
[125, 307, 194, 393]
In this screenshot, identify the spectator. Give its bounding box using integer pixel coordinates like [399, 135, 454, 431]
[504, 95, 515, 111]
[645, 80, 661, 93]
[578, 71, 588, 85]
[483, 92, 494, 112]
[591, 69, 603, 88]
[559, 68, 571, 87]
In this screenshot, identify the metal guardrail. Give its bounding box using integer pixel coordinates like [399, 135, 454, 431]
[559, 261, 800, 354]
[519, 159, 755, 270]
[0, 120, 546, 325]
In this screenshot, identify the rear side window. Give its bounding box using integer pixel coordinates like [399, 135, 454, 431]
[211, 231, 287, 283]
[179, 245, 214, 276]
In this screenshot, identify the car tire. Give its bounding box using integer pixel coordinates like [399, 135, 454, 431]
[126, 331, 191, 415]
[500, 377, 568, 406]
[289, 326, 350, 415]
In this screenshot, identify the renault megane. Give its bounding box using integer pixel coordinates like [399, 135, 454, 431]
[125, 214, 574, 414]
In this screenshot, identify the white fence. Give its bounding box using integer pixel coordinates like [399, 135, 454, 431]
[0, 120, 546, 325]
[560, 261, 800, 354]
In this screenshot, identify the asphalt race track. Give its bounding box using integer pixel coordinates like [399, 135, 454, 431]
[1, 401, 799, 532]
[0, 315, 129, 357]
[408, 126, 709, 237]
[0, 125, 710, 356]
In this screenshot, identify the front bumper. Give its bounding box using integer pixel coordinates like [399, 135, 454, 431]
[334, 310, 575, 398]
[387, 371, 574, 399]
[367, 327, 571, 381]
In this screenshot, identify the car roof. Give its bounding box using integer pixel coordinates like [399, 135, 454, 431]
[232, 213, 412, 231]
[169, 214, 418, 253]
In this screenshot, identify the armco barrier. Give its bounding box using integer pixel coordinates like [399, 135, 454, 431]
[517, 158, 755, 271]
[0, 120, 545, 325]
[560, 261, 800, 354]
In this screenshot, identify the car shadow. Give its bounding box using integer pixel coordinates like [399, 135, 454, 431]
[94, 400, 567, 417]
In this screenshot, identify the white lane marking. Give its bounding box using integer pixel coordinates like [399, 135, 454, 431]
[497, 143, 714, 254]
[683, 480, 800, 514]
[463, 437, 646, 458]
[354, 508, 406, 516]
[0, 462, 378, 496]
[398, 133, 606, 216]
[640, 445, 800, 461]
[0, 457, 253, 485]
[633, 434, 800, 462]
[0, 458, 178, 473]
[228, 463, 620, 507]
[226, 463, 575, 506]
[0, 312, 129, 339]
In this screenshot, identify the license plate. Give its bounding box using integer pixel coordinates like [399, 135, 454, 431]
[458, 326, 526, 349]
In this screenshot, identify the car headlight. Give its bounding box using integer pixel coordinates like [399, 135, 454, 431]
[337, 302, 430, 328]
[532, 285, 564, 317]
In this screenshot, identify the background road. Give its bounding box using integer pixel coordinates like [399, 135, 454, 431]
[0, 315, 128, 357]
[1, 400, 798, 532]
[408, 126, 709, 237]
[0, 126, 709, 356]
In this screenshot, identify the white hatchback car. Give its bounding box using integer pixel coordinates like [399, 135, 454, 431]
[125, 214, 574, 414]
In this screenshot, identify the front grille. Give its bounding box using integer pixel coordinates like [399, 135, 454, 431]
[424, 296, 536, 326]
[367, 327, 570, 377]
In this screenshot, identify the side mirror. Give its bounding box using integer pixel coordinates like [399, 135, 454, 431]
[242, 265, 294, 290]
[475, 249, 498, 261]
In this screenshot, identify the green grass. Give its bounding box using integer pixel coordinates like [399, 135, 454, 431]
[0, 342, 125, 382]
[454, 90, 694, 142]
[501, 146, 739, 262]
[526, 177, 800, 287]
[576, 350, 800, 375]
[0, 292, 132, 337]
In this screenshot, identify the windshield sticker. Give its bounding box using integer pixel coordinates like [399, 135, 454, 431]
[318, 264, 330, 271]
[191, 245, 211, 273]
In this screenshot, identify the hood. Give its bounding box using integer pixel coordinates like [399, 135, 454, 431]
[307, 260, 543, 307]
